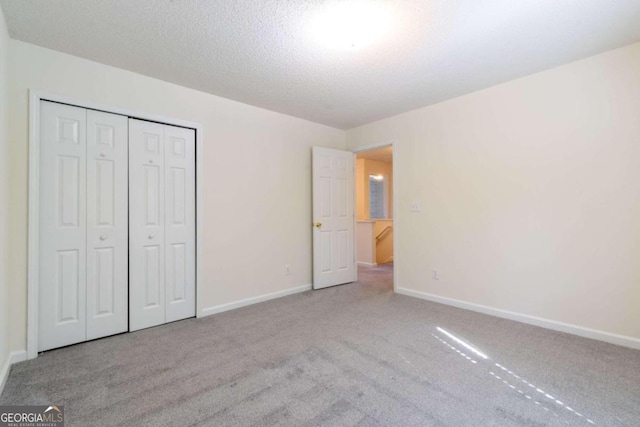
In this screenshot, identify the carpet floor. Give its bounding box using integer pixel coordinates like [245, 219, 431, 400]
[2, 263, 639, 426]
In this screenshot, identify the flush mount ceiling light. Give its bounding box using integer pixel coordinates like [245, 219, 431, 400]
[309, 0, 391, 50]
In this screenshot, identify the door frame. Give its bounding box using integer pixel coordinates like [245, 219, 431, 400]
[27, 90, 204, 359]
[351, 140, 398, 293]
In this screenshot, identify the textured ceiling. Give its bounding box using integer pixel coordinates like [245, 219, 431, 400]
[2, 1, 640, 129]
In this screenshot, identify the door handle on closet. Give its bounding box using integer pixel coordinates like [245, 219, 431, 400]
[148, 234, 155, 239]
[99, 235, 107, 241]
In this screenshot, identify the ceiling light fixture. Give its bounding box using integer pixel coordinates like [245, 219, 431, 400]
[309, 0, 391, 50]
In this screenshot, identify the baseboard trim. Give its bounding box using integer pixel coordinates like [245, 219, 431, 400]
[11, 351, 27, 364]
[0, 350, 26, 396]
[357, 262, 378, 267]
[200, 284, 312, 317]
[0, 355, 10, 397]
[396, 287, 640, 350]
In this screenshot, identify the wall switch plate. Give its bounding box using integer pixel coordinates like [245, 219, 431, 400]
[432, 269, 439, 280]
[410, 201, 421, 212]
[285, 265, 291, 275]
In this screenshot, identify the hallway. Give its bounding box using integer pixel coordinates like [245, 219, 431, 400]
[357, 262, 393, 290]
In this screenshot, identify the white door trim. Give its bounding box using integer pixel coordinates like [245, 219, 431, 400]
[351, 140, 398, 293]
[27, 90, 204, 359]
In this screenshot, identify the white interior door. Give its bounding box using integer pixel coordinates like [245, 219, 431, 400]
[129, 119, 196, 331]
[39, 101, 87, 351]
[129, 119, 166, 331]
[86, 110, 128, 340]
[164, 125, 196, 323]
[312, 146, 356, 289]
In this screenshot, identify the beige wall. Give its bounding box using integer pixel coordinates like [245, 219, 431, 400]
[356, 158, 393, 220]
[0, 5, 11, 379]
[356, 159, 367, 220]
[356, 221, 376, 265]
[347, 42, 640, 341]
[8, 40, 346, 353]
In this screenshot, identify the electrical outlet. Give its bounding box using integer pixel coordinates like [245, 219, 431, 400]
[285, 265, 291, 275]
[410, 201, 421, 212]
[432, 269, 439, 280]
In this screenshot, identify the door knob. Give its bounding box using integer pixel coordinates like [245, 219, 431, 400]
[148, 234, 155, 239]
[99, 235, 107, 241]
[314, 222, 322, 228]
[149, 159, 154, 164]
[99, 152, 106, 158]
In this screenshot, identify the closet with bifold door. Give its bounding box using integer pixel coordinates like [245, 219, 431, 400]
[38, 101, 196, 352]
[128, 119, 196, 331]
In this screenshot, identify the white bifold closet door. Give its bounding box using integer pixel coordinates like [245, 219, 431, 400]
[128, 119, 196, 331]
[39, 101, 128, 352]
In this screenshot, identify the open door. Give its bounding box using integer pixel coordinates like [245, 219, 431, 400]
[312, 146, 356, 289]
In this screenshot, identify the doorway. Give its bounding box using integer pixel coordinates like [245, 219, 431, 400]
[354, 145, 394, 290]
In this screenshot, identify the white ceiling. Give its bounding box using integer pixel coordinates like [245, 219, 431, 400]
[2, 1, 640, 129]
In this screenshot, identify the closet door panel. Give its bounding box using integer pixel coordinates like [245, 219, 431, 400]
[129, 119, 166, 331]
[86, 110, 128, 340]
[164, 126, 196, 322]
[39, 101, 87, 351]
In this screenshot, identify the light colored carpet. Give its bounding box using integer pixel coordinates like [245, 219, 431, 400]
[2, 263, 639, 426]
